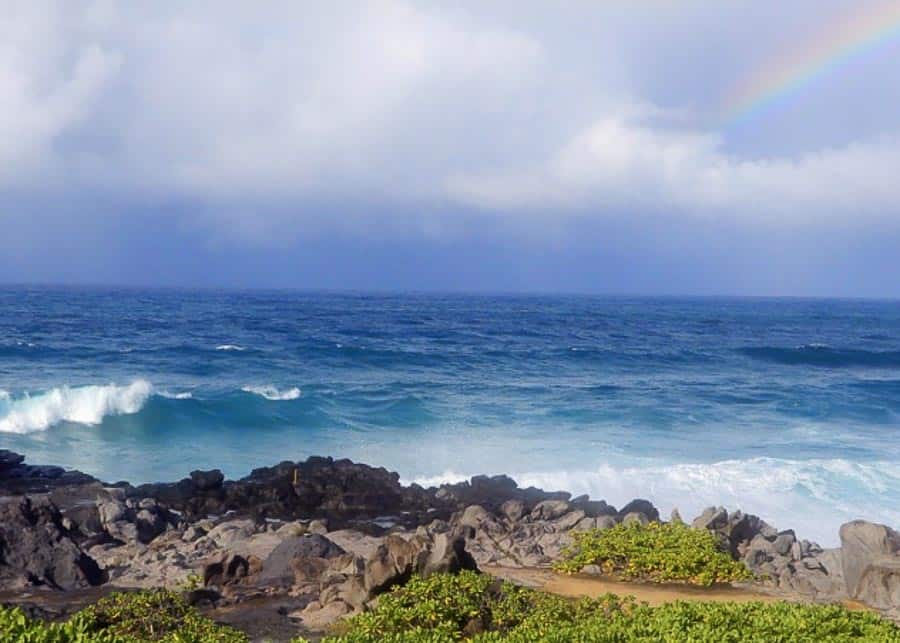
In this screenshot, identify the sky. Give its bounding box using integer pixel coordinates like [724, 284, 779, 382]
[2, 0, 900, 296]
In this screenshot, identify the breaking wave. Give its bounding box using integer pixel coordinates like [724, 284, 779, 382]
[407, 457, 900, 547]
[158, 390, 193, 400]
[241, 385, 302, 401]
[0, 380, 153, 434]
[0, 382, 314, 433]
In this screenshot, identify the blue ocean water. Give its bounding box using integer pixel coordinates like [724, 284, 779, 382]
[1, 287, 899, 545]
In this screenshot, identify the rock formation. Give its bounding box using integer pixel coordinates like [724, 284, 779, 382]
[2, 449, 899, 635]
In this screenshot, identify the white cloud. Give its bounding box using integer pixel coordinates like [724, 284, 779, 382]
[447, 110, 900, 225]
[0, 2, 120, 182]
[65, 1, 542, 200]
[1, 0, 899, 237]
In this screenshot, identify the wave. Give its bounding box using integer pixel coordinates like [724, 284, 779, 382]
[215, 344, 246, 352]
[740, 345, 900, 368]
[241, 385, 301, 401]
[0, 341, 44, 357]
[407, 457, 900, 547]
[0, 381, 315, 433]
[158, 390, 193, 400]
[0, 380, 153, 434]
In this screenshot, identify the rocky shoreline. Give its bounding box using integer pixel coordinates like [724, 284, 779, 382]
[2, 449, 898, 640]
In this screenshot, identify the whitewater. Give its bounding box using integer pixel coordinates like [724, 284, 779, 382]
[1, 287, 899, 546]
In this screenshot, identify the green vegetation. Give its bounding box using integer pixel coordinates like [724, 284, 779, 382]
[0, 589, 246, 642]
[554, 521, 753, 586]
[4, 572, 900, 642]
[317, 571, 900, 642]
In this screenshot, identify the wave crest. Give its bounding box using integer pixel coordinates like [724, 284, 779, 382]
[241, 385, 301, 401]
[0, 380, 153, 434]
[159, 390, 193, 400]
[407, 457, 900, 547]
[215, 345, 245, 351]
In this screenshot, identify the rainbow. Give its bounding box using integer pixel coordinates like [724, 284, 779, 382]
[722, 2, 900, 126]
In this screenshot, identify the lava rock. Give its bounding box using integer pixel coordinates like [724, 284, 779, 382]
[0, 496, 104, 590]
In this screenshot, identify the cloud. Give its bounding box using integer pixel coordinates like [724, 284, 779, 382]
[0, 2, 121, 184]
[1, 1, 544, 200]
[447, 108, 900, 225]
[1, 0, 899, 244]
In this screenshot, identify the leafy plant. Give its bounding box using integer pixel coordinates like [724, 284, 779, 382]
[0, 590, 247, 642]
[326, 571, 493, 641]
[554, 521, 753, 585]
[178, 574, 203, 593]
[6, 574, 900, 642]
[314, 572, 900, 642]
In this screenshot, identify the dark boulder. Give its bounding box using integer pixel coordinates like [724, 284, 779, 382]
[132, 457, 437, 527]
[204, 554, 250, 587]
[0, 450, 25, 470]
[571, 495, 617, 517]
[0, 496, 104, 590]
[0, 452, 98, 495]
[617, 499, 660, 523]
[435, 474, 571, 515]
[258, 534, 346, 585]
[190, 469, 224, 491]
[364, 529, 477, 597]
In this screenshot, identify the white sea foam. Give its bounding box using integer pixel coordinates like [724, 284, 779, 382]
[241, 385, 301, 401]
[407, 458, 900, 547]
[0, 380, 153, 434]
[215, 344, 245, 351]
[159, 390, 193, 400]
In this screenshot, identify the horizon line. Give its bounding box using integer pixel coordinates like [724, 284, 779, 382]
[1, 281, 899, 303]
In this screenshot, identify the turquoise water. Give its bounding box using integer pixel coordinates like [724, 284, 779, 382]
[1, 287, 899, 544]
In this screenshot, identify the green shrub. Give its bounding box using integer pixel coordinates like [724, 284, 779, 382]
[319, 572, 900, 642]
[6, 575, 900, 643]
[0, 590, 247, 642]
[554, 521, 753, 586]
[326, 571, 494, 641]
[0, 605, 115, 643]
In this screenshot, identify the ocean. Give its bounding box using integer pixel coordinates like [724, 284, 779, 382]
[1, 286, 898, 546]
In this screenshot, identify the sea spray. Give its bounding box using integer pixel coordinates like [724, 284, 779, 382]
[407, 458, 900, 547]
[241, 385, 302, 401]
[0, 380, 153, 434]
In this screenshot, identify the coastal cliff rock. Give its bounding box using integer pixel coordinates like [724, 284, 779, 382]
[690, 505, 845, 600]
[0, 450, 98, 495]
[0, 495, 104, 590]
[455, 498, 652, 568]
[433, 474, 572, 513]
[2, 451, 900, 633]
[840, 520, 900, 610]
[130, 457, 442, 528]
